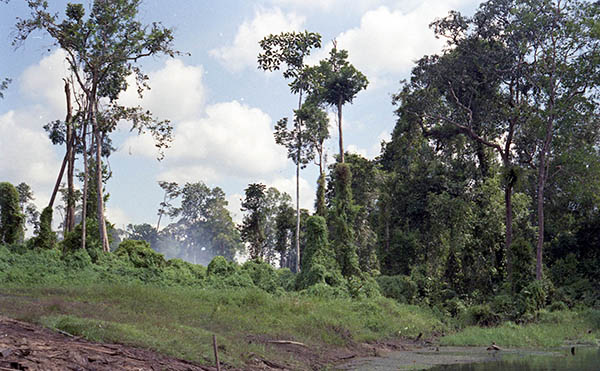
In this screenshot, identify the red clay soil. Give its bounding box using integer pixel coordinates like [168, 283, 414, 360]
[0, 316, 215, 371]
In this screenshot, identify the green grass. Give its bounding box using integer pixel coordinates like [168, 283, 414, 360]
[441, 309, 600, 348]
[0, 283, 446, 369]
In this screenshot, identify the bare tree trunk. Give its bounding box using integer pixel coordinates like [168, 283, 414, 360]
[93, 108, 110, 252]
[338, 98, 344, 163]
[65, 81, 76, 233]
[81, 114, 88, 250]
[536, 119, 554, 280]
[504, 182, 513, 274]
[49, 82, 75, 210]
[295, 91, 302, 273]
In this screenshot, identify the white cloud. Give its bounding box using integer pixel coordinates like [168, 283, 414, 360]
[226, 193, 244, 224]
[20, 49, 71, 118]
[269, 0, 384, 12]
[0, 110, 62, 193]
[125, 100, 288, 183]
[312, 0, 477, 89]
[118, 59, 206, 122]
[347, 144, 368, 158]
[370, 130, 391, 157]
[106, 206, 132, 230]
[210, 8, 305, 72]
[268, 175, 314, 211]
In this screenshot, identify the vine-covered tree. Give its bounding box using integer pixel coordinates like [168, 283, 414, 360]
[0, 182, 25, 245]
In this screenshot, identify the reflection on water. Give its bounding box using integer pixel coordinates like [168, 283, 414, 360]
[430, 347, 600, 371]
[340, 346, 600, 371]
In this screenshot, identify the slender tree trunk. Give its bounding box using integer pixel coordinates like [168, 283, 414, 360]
[536, 119, 554, 280]
[49, 82, 74, 210]
[49, 152, 68, 209]
[535, 22, 558, 281]
[295, 91, 302, 273]
[94, 118, 110, 252]
[536, 163, 546, 281]
[66, 121, 75, 232]
[65, 80, 75, 233]
[338, 98, 344, 163]
[81, 114, 88, 250]
[505, 182, 513, 274]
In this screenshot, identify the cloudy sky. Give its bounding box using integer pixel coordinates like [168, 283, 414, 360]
[0, 0, 481, 230]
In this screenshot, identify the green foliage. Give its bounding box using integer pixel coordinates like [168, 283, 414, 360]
[114, 240, 166, 269]
[241, 259, 279, 293]
[315, 173, 327, 217]
[240, 183, 267, 259]
[329, 164, 360, 278]
[509, 238, 535, 293]
[376, 275, 418, 304]
[0, 182, 25, 244]
[62, 218, 102, 253]
[297, 216, 342, 289]
[207, 256, 237, 277]
[33, 206, 56, 249]
[63, 248, 93, 270]
[460, 304, 501, 327]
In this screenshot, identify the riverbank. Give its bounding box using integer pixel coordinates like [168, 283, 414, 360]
[0, 284, 598, 370]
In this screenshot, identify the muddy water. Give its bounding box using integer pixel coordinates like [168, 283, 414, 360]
[338, 346, 600, 370]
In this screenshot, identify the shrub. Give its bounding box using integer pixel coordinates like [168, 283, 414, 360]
[277, 268, 295, 292]
[347, 274, 381, 299]
[241, 259, 279, 293]
[461, 304, 501, 327]
[300, 283, 349, 299]
[114, 240, 166, 269]
[548, 301, 568, 312]
[63, 248, 92, 269]
[207, 256, 237, 277]
[444, 297, 467, 318]
[162, 258, 205, 286]
[376, 275, 418, 304]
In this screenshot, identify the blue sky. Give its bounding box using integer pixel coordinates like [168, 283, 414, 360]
[0, 0, 480, 230]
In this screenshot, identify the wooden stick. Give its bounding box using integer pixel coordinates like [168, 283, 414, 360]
[267, 340, 308, 347]
[213, 334, 220, 371]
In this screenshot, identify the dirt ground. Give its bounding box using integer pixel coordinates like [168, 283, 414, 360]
[0, 316, 411, 371]
[0, 316, 218, 370]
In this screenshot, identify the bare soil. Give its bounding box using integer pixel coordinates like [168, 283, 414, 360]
[0, 316, 215, 371]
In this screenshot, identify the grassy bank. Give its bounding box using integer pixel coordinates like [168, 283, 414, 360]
[441, 309, 600, 349]
[0, 284, 444, 369]
[1, 244, 599, 368]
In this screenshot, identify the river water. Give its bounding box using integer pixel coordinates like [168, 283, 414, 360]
[339, 346, 600, 370]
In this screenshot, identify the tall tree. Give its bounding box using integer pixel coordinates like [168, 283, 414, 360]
[240, 183, 268, 260]
[311, 41, 368, 163]
[258, 30, 322, 272]
[16, 0, 177, 252]
[512, 0, 600, 280]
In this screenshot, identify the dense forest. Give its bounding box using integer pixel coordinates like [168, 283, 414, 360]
[1, 0, 599, 329]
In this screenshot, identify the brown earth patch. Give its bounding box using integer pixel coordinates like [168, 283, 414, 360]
[0, 316, 217, 371]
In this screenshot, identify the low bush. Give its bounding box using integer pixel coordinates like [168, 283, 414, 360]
[376, 275, 417, 304]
